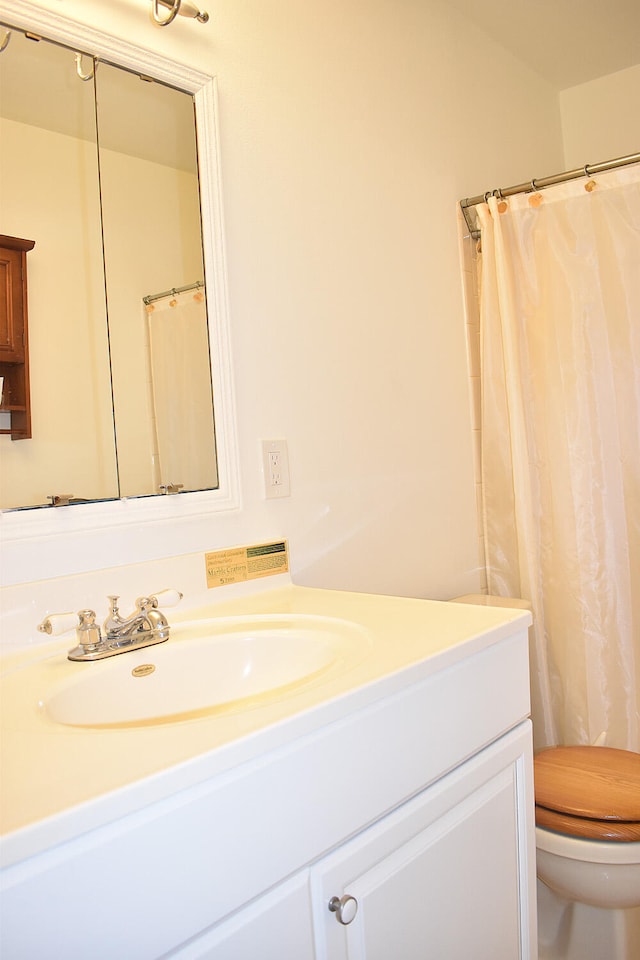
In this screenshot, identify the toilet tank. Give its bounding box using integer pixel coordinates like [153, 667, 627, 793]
[451, 595, 534, 641]
[451, 594, 532, 611]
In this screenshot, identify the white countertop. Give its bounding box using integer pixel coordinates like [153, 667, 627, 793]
[1, 585, 530, 868]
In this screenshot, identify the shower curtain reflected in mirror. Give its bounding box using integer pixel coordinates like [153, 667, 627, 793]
[146, 287, 218, 494]
[474, 164, 640, 753]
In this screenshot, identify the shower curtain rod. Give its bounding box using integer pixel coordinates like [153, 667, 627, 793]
[460, 151, 640, 236]
[143, 279, 204, 305]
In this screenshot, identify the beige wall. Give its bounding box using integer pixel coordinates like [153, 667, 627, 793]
[0, 118, 116, 508]
[3, 0, 565, 599]
[560, 64, 640, 167]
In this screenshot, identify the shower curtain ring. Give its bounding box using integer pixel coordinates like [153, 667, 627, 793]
[530, 179, 538, 193]
[74, 52, 94, 81]
[584, 164, 591, 178]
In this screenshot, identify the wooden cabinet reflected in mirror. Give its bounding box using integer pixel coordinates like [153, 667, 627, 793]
[0, 26, 218, 509]
[0, 235, 35, 440]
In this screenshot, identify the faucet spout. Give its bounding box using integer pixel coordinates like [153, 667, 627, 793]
[103, 595, 172, 645]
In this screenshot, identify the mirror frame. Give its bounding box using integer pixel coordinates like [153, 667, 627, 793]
[0, 0, 240, 544]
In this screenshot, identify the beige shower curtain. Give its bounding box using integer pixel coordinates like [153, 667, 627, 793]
[147, 288, 218, 494]
[475, 164, 640, 753]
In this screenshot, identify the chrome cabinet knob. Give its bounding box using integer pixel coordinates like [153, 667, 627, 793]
[328, 894, 358, 925]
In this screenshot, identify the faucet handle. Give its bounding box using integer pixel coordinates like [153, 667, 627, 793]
[133, 589, 183, 616]
[146, 588, 183, 609]
[37, 611, 78, 635]
[77, 609, 102, 651]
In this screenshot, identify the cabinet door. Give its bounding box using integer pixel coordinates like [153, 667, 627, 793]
[0, 246, 25, 362]
[312, 723, 535, 960]
[163, 872, 316, 960]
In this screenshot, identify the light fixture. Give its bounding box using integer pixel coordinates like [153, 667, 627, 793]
[151, 0, 209, 27]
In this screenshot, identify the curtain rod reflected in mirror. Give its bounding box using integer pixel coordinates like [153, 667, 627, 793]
[144, 279, 204, 306]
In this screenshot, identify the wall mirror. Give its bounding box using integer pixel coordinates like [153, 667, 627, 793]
[0, 19, 220, 510]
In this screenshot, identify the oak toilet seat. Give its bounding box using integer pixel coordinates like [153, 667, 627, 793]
[534, 746, 640, 842]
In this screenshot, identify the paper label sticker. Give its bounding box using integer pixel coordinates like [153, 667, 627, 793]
[205, 541, 289, 588]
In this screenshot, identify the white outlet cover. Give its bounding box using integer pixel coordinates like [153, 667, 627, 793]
[261, 439, 290, 498]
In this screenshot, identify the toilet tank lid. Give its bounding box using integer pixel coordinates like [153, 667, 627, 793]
[451, 594, 532, 611]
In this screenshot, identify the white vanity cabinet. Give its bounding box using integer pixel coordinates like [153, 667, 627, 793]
[311, 723, 532, 960]
[1, 590, 535, 960]
[169, 723, 533, 960]
[170, 872, 318, 959]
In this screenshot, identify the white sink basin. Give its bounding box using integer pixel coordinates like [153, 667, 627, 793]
[42, 614, 369, 727]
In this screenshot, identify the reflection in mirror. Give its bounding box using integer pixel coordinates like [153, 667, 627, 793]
[95, 60, 218, 497]
[0, 27, 218, 509]
[0, 29, 116, 508]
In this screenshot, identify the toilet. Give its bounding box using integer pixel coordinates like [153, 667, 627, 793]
[451, 594, 640, 960]
[534, 745, 640, 960]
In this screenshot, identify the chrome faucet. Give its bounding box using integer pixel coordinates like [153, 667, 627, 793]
[38, 589, 183, 661]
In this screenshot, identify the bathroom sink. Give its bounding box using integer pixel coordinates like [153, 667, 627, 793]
[42, 614, 369, 728]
